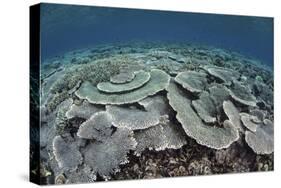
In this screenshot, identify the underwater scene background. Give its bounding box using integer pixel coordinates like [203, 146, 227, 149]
[40, 3, 273, 68]
[33, 3, 274, 185]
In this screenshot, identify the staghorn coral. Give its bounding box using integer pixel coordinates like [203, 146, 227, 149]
[97, 70, 150, 93]
[75, 69, 170, 105]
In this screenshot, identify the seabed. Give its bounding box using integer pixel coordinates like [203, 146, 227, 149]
[32, 42, 273, 184]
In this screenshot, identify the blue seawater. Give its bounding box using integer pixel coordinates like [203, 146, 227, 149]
[40, 3, 273, 68]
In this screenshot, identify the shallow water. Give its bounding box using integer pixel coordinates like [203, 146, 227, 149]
[40, 3, 273, 67]
[35, 3, 274, 185]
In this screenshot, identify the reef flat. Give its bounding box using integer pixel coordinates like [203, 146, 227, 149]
[36, 42, 273, 184]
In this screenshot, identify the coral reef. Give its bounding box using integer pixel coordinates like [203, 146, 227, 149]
[106, 105, 161, 130]
[192, 91, 217, 123]
[228, 80, 256, 106]
[39, 42, 274, 184]
[167, 81, 239, 149]
[75, 69, 170, 105]
[175, 71, 208, 94]
[97, 70, 150, 93]
[223, 100, 244, 132]
[110, 72, 135, 84]
[245, 119, 274, 154]
[77, 111, 113, 141]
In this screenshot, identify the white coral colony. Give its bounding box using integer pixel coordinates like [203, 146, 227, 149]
[75, 69, 170, 105]
[167, 81, 239, 150]
[40, 44, 273, 184]
[245, 119, 273, 154]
